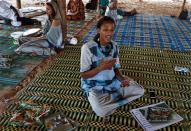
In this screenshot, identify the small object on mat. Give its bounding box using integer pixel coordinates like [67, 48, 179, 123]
[147, 106, 173, 122]
[0, 55, 13, 68]
[174, 66, 190, 73]
[69, 37, 78, 45]
[44, 112, 79, 131]
[11, 21, 21, 27]
[11, 31, 24, 45]
[10, 31, 23, 39]
[130, 102, 183, 131]
[9, 100, 51, 128]
[0, 20, 5, 24]
[23, 28, 41, 36]
[117, 15, 123, 20]
[149, 90, 156, 99]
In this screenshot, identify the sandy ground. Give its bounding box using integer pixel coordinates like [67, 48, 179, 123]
[118, 0, 191, 16]
[8, 0, 85, 7]
[8, 0, 191, 16]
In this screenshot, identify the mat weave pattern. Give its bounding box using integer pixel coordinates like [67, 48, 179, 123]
[0, 45, 190, 131]
[0, 24, 45, 89]
[83, 15, 191, 51]
[0, 10, 96, 89]
[67, 11, 97, 36]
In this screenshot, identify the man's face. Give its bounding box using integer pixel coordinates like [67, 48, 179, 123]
[98, 22, 115, 45]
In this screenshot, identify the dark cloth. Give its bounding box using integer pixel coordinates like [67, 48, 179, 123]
[2, 5, 40, 26]
[17, 17, 37, 26]
[10, 5, 20, 17]
[86, 0, 98, 10]
[100, 6, 107, 16]
[179, 9, 188, 20]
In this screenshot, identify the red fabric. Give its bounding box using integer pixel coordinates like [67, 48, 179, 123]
[66, 0, 85, 20]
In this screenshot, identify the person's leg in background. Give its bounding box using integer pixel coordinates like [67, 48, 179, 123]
[16, 17, 41, 26]
[117, 8, 137, 16]
[10, 5, 41, 26]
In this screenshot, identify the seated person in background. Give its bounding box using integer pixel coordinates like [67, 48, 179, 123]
[80, 16, 144, 117]
[15, 0, 63, 56]
[0, 0, 40, 26]
[86, 0, 98, 10]
[66, 0, 85, 20]
[105, 0, 137, 22]
[105, 0, 118, 22]
[98, 0, 137, 19]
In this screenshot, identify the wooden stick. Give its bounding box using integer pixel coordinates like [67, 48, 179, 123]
[181, 0, 186, 11]
[56, 0, 67, 45]
[16, 0, 21, 9]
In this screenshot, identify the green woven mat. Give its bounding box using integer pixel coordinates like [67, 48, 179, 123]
[0, 24, 46, 90]
[0, 45, 190, 130]
[67, 11, 97, 36]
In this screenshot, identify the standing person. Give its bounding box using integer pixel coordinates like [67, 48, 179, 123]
[80, 16, 144, 117]
[0, 0, 40, 26]
[15, 0, 63, 56]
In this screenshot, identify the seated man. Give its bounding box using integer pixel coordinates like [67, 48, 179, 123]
[66, 0, 85, 20]
[80, 16, 144, 117]
[0, 0, 40, 26]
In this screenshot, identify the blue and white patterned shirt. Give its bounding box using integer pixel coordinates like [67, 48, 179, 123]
[80, 39, 121, 93]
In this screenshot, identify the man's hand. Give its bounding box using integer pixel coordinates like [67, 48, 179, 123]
[99, 59, 116, 71]
[120, 77, 130, 87]
[81, 58, 116, 79]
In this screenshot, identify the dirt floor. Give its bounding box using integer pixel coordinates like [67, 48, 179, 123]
[8, 0, 191, 16]
[118, 0, 191, 16]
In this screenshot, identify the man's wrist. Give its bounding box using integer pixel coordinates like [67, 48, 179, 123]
[118, 76, 125, 81]
[96, 66, 102, 73]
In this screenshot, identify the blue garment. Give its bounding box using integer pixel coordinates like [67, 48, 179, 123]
[80, 40, 121, 93]
[99, 0, 109, 15]
[80, 39, 144, 117]
[16, 19, 63, 56]
[99, 0, 109, 7]
[43, 19, 63, 48]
